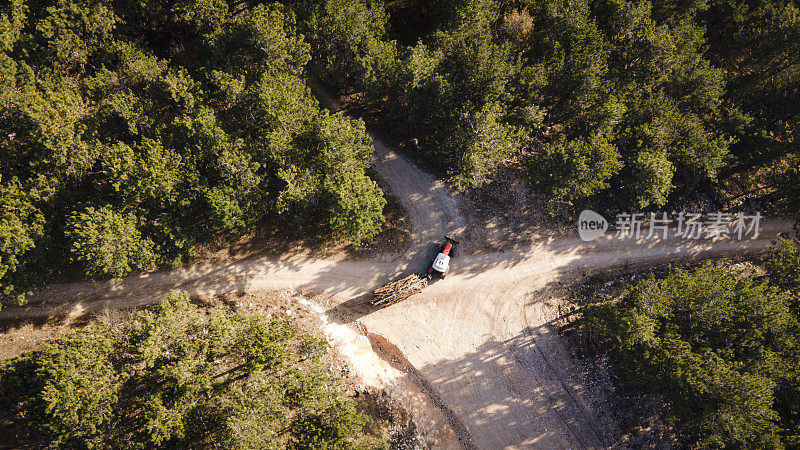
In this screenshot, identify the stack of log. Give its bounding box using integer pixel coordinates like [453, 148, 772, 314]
[371, 273, 428, 306]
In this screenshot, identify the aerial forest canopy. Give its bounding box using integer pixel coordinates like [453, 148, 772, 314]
[291, 0, 799, 210]
[0, 0, 387, 304]
[1, 291, 385, 448]
[1, 0, 799, 303]
[584, 240, 800, 447]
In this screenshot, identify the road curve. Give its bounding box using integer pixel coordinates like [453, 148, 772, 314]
[370, 133, 465, 272]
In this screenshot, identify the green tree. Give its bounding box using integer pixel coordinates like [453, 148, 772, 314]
[309, 0, 743, 209]
[325, 171, 386, 245]
[767, 237, 800, 293]
[293, 0, 397, 92]
[0, 0, 26, 53]
[583, 262, 800, 447]
[0, 177, 45, 304]
[0, 0, 387, 306]
[65, 206, 155, 278]
[314, 113, 386, 244]
[705, 0, 800, 188]
[390, 15, 517, 188]
[529, 132, 623, 212]
[289, 394, 373, 449]
[34, 0, 118, 68]
[624, 146, 675, 209]
[1, 291, 385, 448]
[2, 327, 121, 448]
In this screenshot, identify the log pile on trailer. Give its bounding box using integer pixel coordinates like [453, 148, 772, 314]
[371, 274, 428, 306]
[370, 236, 459, 307]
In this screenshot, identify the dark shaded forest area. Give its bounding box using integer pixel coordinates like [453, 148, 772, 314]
[296, 0, 798, 212]
[584, 240, 800, 447]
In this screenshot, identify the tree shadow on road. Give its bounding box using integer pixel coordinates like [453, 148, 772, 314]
[408, 315, 614, 449]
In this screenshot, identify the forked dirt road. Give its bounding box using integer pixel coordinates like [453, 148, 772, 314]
[1, 125, 795, 448]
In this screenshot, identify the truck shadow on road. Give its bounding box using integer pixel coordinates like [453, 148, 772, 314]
[317, 226, 774, 325]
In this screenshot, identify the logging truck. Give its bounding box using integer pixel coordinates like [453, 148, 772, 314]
[371, 236, 458, 306]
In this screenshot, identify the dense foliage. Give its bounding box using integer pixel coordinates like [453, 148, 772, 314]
[768, 236, 800, 294]
[1, 291, 385, 448]
[294, 0, 799, 210]
[0, 0, 387, 305]
[583, 245, 800, 447]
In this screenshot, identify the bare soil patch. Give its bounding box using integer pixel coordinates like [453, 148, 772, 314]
[457, 164, 565, 254]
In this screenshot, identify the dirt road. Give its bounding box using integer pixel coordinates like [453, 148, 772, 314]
[2, 121, 795, 448]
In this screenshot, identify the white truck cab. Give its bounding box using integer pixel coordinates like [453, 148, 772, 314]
[431, 253, 450, 274]
[428, 237, 457, 278]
